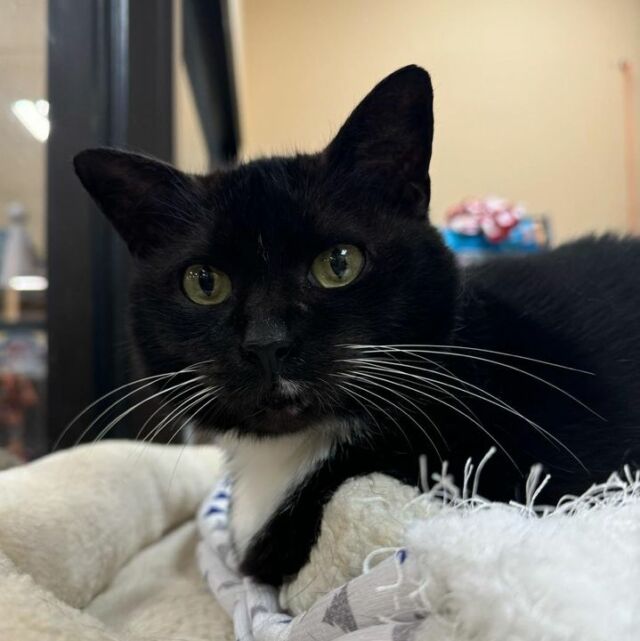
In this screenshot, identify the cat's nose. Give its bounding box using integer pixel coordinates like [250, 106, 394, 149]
[242, 317, 292, 379]
[242, 337, 292, 378]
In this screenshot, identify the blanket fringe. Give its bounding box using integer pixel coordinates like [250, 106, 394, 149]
[365, 452, 640, 577]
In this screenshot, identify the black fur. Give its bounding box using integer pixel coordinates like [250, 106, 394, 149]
[74, 65, 640, 586]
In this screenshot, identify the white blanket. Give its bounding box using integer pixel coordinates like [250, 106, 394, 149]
[1, 442, 639, 641]
[0, 441, 232, 640]
[200, 460, 640, 641]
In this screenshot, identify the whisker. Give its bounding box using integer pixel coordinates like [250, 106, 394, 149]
[165, 389, 221, 449]
[345, 369, 447, 445]
[316, 377, 344, 414]
[377, 347, 476, 399]
[348, 356, 483, 424]
[342, 368, 519, 471]
[53, 372, 176, 450]
[73, 377, 191, 447]
[344, 371, 445, 461]
[344, 343, 595, 375]
[333, 376, 413, 449]
[353, 359, 586, 471]
[349, 345, 604, 421]
[348, 357, 524, 415]
[133, 383, 201, 442]
[82, 376, 205, 447]
[131, 386, 217, 466]
[334, 382, 386, 448]
[57, 359, 219, 451]
[125, 388, 202, 467]
[140, 385, 213, 447]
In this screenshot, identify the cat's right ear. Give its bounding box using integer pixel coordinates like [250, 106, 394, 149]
[74, 148, 197, 257]
[325, 65, 434, 215]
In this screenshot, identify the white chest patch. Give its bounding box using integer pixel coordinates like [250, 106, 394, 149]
[219, 429, 336, 556]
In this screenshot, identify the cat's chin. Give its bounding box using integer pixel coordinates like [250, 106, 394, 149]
[237, 404, 320, 436]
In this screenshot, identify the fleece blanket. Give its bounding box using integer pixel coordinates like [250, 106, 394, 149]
[199, 458, 640, 641]
[1, 442, 639, 641]
[0, 441, 232, 641]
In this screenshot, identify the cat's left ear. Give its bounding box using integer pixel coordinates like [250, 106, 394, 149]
[74, 148, 199, 257]
[325, 65, 434, 214]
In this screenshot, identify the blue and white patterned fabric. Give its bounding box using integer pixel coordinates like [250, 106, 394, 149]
[197, 478, 293, 641]
[197, 479, 428, 641]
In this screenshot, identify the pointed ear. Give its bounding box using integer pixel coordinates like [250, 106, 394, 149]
[326, 65, 434, 214]
[73, 148, 198, 257]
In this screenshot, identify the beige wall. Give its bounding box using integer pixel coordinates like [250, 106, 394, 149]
[234, 0, 640, 242]
[173, 0, 210, 173]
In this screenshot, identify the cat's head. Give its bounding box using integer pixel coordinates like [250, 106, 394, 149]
[74, 65, 458, 439]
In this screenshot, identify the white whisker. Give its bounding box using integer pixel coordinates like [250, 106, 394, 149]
[57, 358, 219, 450]
[348, 345, 604, 421]
[132, 386, 219, 466]
[345, 356, 589, 472]
[165, 389, 221, 448]
[175, 387, 221, 438]
[353, 359, 586, 470]
[347, 357, 482, 423]
[82, 376, 205, 447]
[334, 382, 385, 448]
[343, 367, 519, 471]
[141, 385, 213, 446]
[133, 383, 200, 442]
[344, 343, 594, 374]
[346, 369, 447, 445]
[344, 371, 445, 461]
[54, 372, 175, 450]
[130, 387, 216, 466]
[334, 376, 413, 449]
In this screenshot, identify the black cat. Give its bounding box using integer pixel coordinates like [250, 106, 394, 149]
[75, 65, 640, 587]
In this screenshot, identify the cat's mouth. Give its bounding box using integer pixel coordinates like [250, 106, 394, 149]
[239, 380, 318, 435]
[242, 401, 316, 435]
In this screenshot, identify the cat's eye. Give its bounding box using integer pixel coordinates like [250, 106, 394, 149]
[310, 245, 364, 289]
[182, 265, 231, 305]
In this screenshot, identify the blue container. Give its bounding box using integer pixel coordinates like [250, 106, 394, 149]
[441, 217, 550, 265]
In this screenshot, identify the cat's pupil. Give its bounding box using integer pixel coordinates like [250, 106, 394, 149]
[329, 248, 348, 278]
[198, 269, 215, 296]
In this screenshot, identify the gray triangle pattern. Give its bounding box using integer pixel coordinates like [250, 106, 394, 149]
[321, 585, 358, 632]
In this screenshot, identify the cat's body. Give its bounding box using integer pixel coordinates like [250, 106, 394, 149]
[231, 234, 640, 585]
[74, 66, 640, 587]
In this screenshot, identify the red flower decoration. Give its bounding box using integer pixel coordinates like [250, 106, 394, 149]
[446, 197, 524, 243]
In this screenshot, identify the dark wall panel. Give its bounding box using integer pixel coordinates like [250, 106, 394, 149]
[47, 0, 173, 447]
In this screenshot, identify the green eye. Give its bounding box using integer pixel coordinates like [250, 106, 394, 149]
[182, 265, 231, 305]
[310, 245, 364, 289]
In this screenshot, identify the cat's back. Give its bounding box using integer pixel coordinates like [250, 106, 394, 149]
[464, 234, 640, 324]
[459, 234, 640, 412]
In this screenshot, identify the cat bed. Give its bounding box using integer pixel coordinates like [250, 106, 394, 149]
[0, 441, 232, 641]
[199, 456, 640, 641]
[2, 442, 639, 640]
